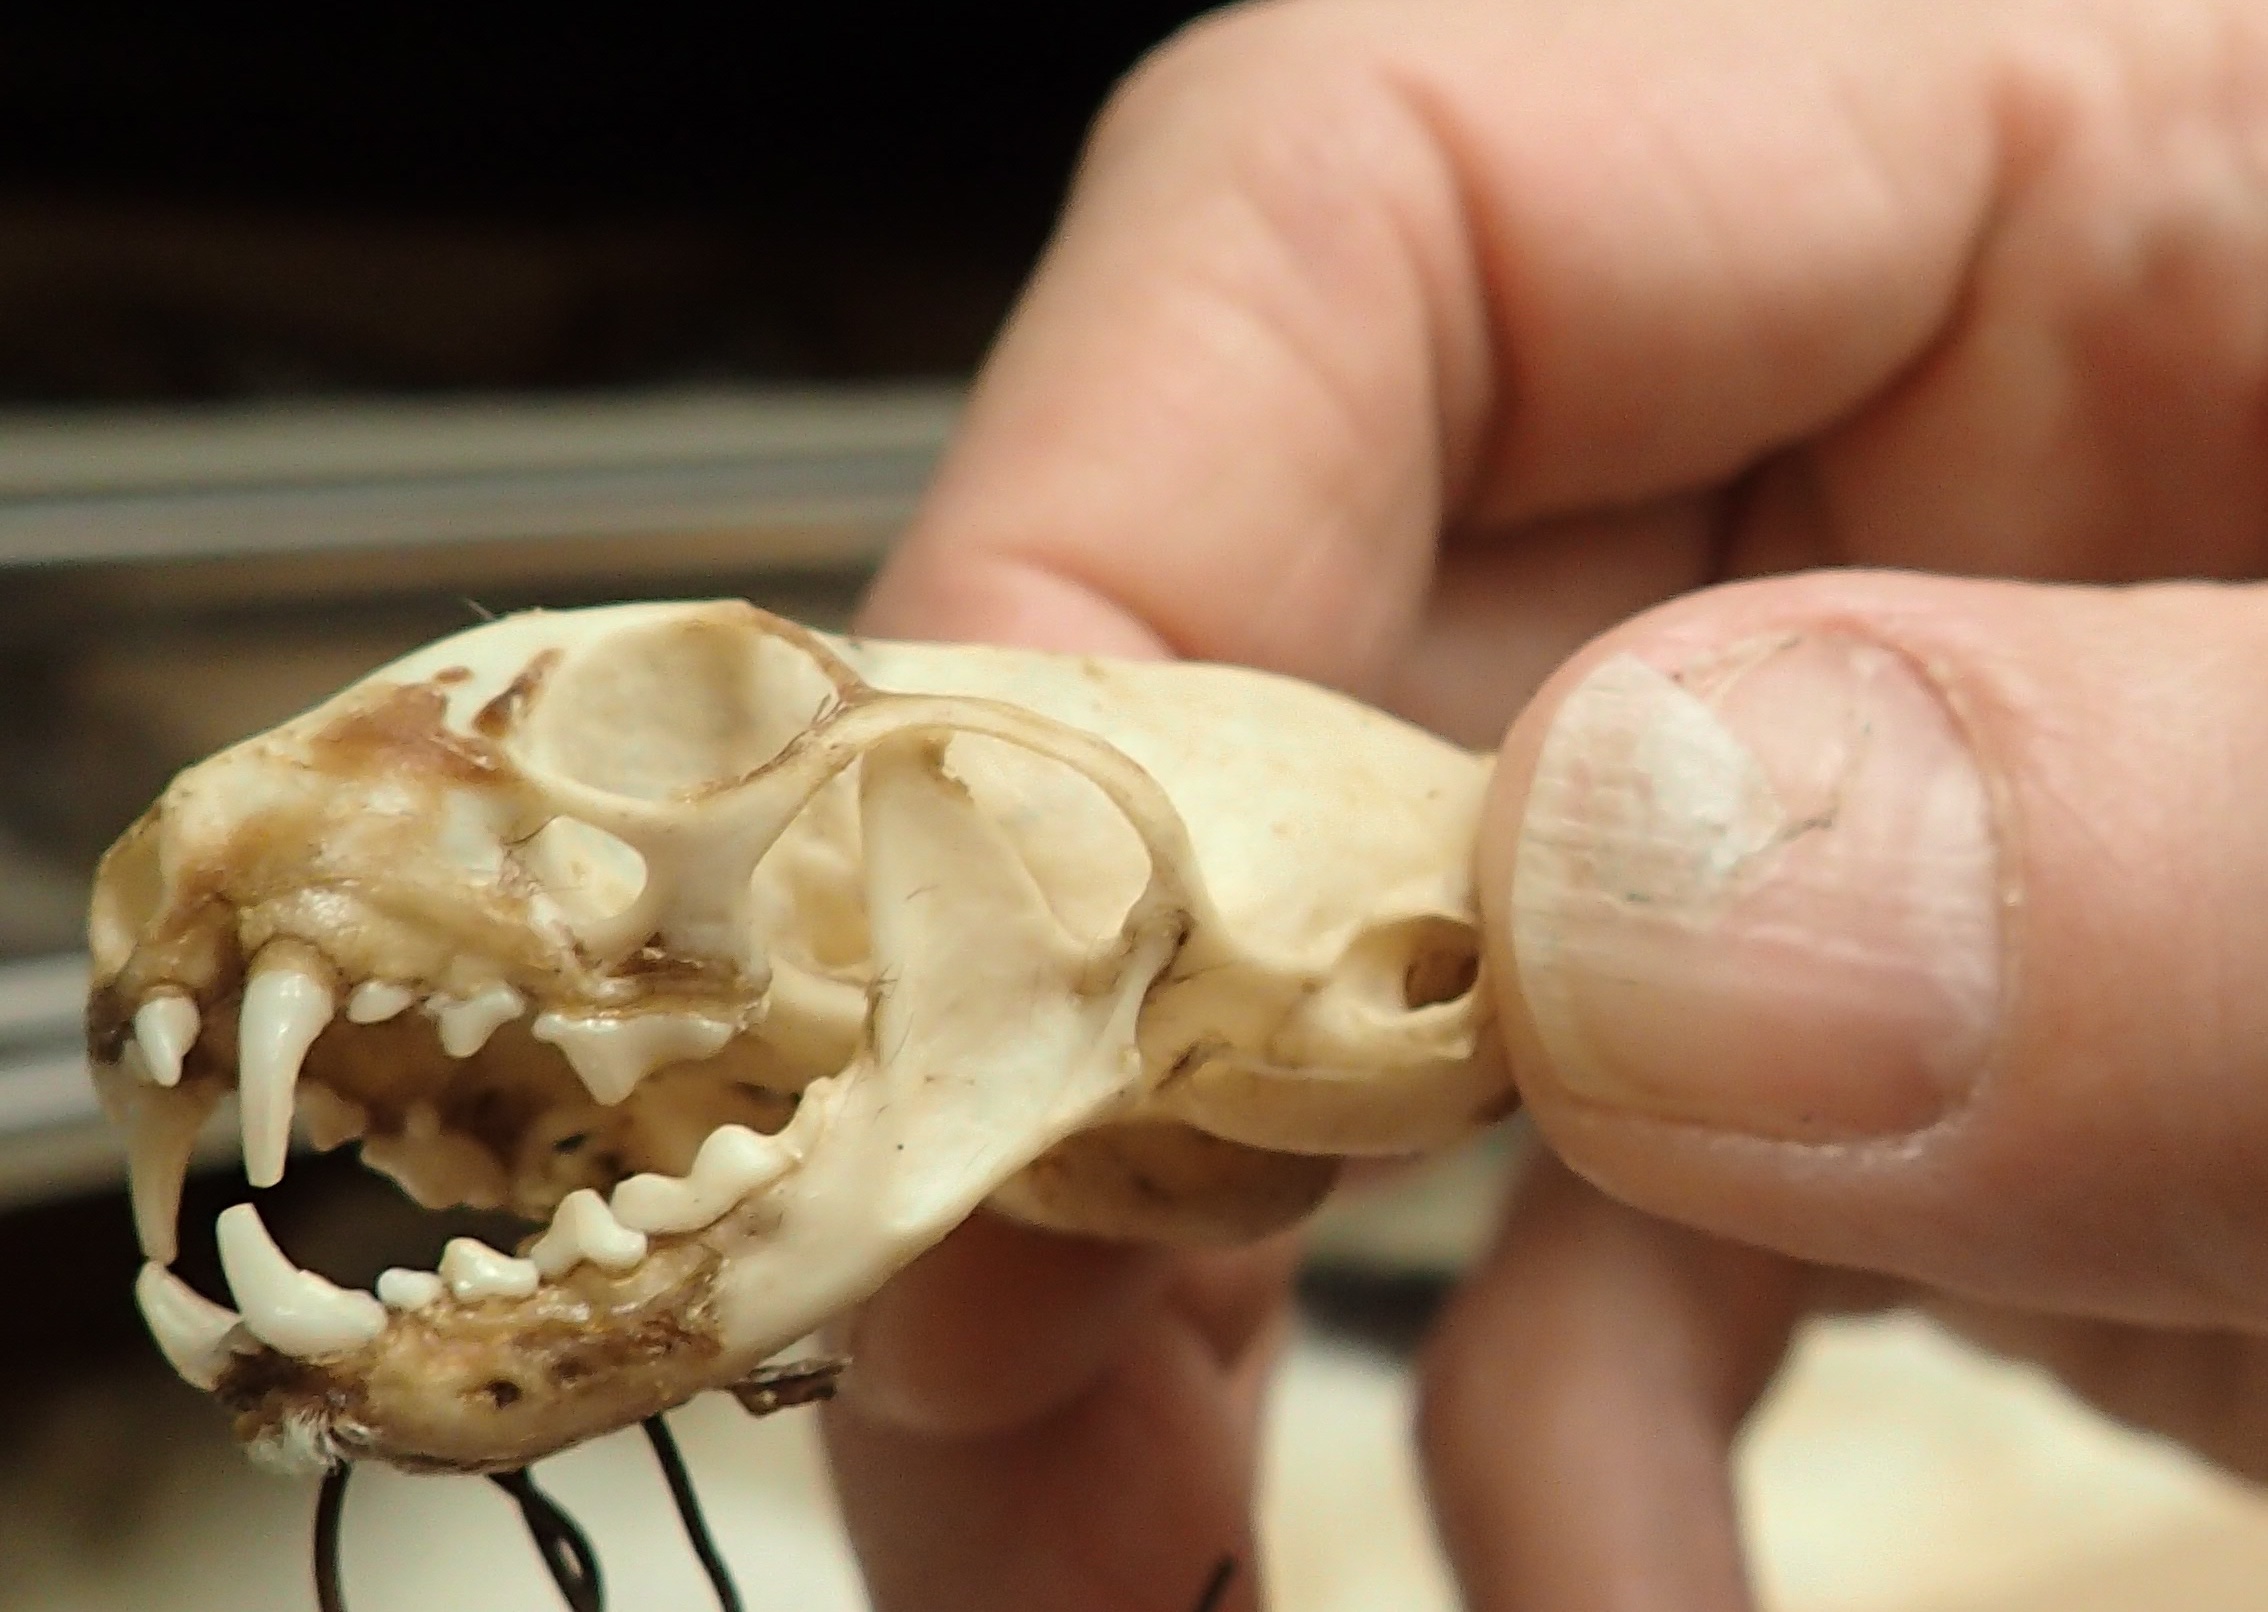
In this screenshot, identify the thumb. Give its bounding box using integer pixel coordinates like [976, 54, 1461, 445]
[1481, 570, 2268, 1327]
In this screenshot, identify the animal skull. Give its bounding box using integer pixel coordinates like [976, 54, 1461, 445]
[87, 600, 1504, 1474]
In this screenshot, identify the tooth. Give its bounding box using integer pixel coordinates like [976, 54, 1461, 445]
[215, 1203, 385, 1358]
[238, 953, 336, 1189]
[346, 981, 417, 1023]
[360, 1113, 508, 1211]
[528, 1188, 649, 1278]
[297, 1085, 367, 1152]
[611, 1123, 797, 1235]
[438, 1238, 540, 1302]
[376, 1268, 445, 1312]
[135, 1264, 245, 1389]
[127, 1082, 221, 1264]
[133, 994, 201, 1088]
[531, 1010, 735, 1106]
[433, 984, 524, 1057]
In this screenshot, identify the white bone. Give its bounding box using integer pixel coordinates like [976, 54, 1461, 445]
[133, 994, 201, 1088]
[531, 1010, 735, 1106]
[375, 1269, 445, 1312]
[346, 981, 417, 1023]
[135, 1263, 245, 1389]
[215, 1204, 385, 1359]
[238, 950, 335, 1189]
[529, 1188, 649, 1277]
[432, 983, 524, 1057]
[438, 1239, 540, 1303]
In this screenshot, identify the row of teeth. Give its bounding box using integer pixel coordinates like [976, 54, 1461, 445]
[115, 953, 795, 1394]
[123, 951, 742, 1193]
[135, 1116, 804, 1391]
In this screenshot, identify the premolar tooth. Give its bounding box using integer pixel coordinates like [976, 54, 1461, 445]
[528, 1189, 648, 1278]
[346, 981, 417, 1024]
[126, 1081, 222, 1264]
[297, 1086, 367, 1152]
[133, 994, 201, 1088]
[215, 1203, 385, 1358]
[433, 984, 524, 1057]
[611, 1123, 797, 1235]
[438, 1238, 540, 1302]
[135, 1264, 245, 1389]
[238, 951, 336, 1189]
[532, 1011, 735, 1106]
[376, 1269, 445, 1311]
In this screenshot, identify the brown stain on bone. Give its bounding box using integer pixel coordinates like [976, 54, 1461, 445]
[474, 649, 561, 739]
[308, 683, 508, 786]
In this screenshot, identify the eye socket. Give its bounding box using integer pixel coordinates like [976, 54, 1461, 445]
[514, 612, 842, 801]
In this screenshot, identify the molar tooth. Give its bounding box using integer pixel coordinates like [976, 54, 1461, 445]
[531, 1010, 735, 1106]
[376, 1268, 445, 1312]
[610, 1123, 797, 1235]
[134, 1263, 245, 1389]
[346, 981, 417, 1024]
[132, 994, 201, 1088]
[297, 1085, 367, 1152]
[528, 1189, 648, 1278]
[432, 984, 524, 1058]
[438, 1238, 540, 1302]
[238, 952, 336, 1189]
[214, 1203, 385, 1359]
[126, 1081, 222, 1264]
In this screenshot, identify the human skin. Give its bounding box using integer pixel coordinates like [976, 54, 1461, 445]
[825, 0, 2268, 1607]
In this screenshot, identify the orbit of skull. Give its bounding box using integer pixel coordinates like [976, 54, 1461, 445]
[87, 601, 1505, 1475]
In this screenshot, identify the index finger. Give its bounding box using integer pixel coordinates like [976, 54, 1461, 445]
[861, 0, 1999, 696]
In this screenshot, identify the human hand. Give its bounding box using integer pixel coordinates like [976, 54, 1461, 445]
[829, 0, 2268, 1606]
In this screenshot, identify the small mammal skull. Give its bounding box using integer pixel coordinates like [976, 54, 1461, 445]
[88, 601, 1505, 1474]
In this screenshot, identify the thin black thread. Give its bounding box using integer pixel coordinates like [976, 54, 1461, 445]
[314, 1465, 351, 1612]
[488, 1468, 606, 1612]
[642, 1414, 746, 1612]
[1193, 1555, 1238, 1612]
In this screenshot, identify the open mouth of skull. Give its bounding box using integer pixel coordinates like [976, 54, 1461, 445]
[85, 602, 1501, 1476]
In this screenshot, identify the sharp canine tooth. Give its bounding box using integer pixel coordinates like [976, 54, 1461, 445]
[133, 995, 200, 1088]
[376, 1269, 445, 1311]
[433, 984, 524, 1057]
[529, 1188, 648, 1278]
[297, 1085, 367, 1152]
[438, 1238, 540, 1302]
[215, 1203, 385, 1358]
[126, 1082, 220, 1264]
[238, 955, 335, 1189]
[610, 1123, 797, 1235]
[346, 981, 417, 1023]
[135, 1263, 244, 1389]
[531, 1011, 735, 1106]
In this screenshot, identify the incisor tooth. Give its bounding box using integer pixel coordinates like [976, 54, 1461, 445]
[528, 1188, 648, 1278]
[135, 1263, 244, 1389]
[132, 994, 200, 1088]
[376, 1268, 444, 1311]
[215, 1203, 385, 1359]
[346, 981, 417, 1023]
[610, 1123, 797, 1235]
[433, 983, 524, 1057]
[531, 1010, 735, 1106]
[239, 953, 335, 1189]
[438, 1238, 540, 1302]
[126, 1081, 222, 1264]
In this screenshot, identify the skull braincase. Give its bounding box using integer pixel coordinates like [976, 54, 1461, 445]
[89, 600, 1503, 1473]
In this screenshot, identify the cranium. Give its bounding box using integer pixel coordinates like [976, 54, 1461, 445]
[87, 600, 1504, 1474]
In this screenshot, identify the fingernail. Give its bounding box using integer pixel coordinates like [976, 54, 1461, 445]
[1510, 633, 2002, 1138]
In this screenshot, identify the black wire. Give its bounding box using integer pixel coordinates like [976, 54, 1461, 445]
[642, 1414, 746, 1612]
[1192, 1555, 1238, 1612]
[489, 1467, 607, 1612]
[314, 1465, 352, 1612]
